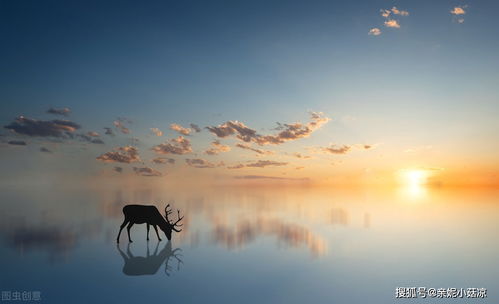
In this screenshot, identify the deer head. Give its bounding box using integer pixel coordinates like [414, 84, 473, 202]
[163, 204, 184, 241]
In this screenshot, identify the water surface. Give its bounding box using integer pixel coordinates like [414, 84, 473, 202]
[0, 184, 497, 303]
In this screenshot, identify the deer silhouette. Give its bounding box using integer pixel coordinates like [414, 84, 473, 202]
[116, 203, 183, 243]
[117, 241, 183, 276]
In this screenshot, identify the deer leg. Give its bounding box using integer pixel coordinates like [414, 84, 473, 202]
[153, 225, 162, 241]
[146, 223, 150, 241]
[116, 219, 128, 243]
[126, 222, 134, 243]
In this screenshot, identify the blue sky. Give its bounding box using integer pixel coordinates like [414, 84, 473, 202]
[1, 0, 498, 185]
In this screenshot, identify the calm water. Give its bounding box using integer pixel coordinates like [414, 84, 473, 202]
[0, 184, 497, 303]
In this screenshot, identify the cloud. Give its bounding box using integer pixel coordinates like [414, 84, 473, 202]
[207, 112, 330, 146]
[4, 116, 81, 138]
[374, 7, 407, 33]
[185, 158, 222, 168]
[114, 166, 123, 173]
[47, 107, 71, 116]
[96, 146, 140, 163]
[152, 157, 175, 165]
[75, 134, 105, 144]
[355, 143, 378, 150]
[90, 138, 104, 144]
[227, 164, 245, 169]
[40, 147, 52, 153]
[380, 9, 391, 18]
[229, 160, 288, 169]
[235, 143, 274, 155]
[246, 160, 288, 168]
[292, 152, 311, 159]
[104, 128, 115, 136]
[170, 123, 192, 136]
[321, 144, 352, 154]
[384, 19, 400, 28]
[391, 7, 409, 16]
[113, 120, 130, 134]
[318, 143, 376, 154]
[190, 123, 201, 133]
[369, 28, 382, 36]
[233, 175, 309, 181]
[206, 120, 256, 140]
[458, 18, 465, 24]
[256, 112, 330, 145]
[133, 166, 162, 177]
[152, 136, 192, 155]
[451, 6, 466, 15]
[8, 140, 27, 146]
[205, 140, 231, 155]
[87, 131, 99, 137]
[150, 128, 163, 137]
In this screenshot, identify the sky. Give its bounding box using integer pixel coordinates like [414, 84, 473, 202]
[0, 0, 498, 187]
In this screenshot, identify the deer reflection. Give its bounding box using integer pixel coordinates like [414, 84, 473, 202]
[117, 241, 183, 276]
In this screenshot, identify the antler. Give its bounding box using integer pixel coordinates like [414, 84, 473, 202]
[164, 204, 173, 224]
[171, 210, 184, 232]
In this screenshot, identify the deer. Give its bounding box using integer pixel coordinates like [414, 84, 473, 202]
[116, 203, 183, 243]
[117, 241, 183, 276]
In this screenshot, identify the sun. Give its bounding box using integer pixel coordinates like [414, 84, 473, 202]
[399, 169, 430, 198]
[405, 170, 428, 186]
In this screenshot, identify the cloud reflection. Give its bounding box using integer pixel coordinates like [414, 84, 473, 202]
[212, 217, 327, 257]
[3, 225, 78, 261]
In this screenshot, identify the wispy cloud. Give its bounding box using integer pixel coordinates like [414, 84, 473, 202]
[369, 28, 382, 36]
[384, 19, 400, 28]
[292, 152, 311, 159]
[380, 9, 391, 18]
[233, 175, 309, 181]
[228, 160, 288, 169]
[372, 6, 408, 32]
[355, 143, 377, 150]
[235, 143, 274, 155]
[96, 146, 140, 163]
[40, 147, 52, 153]
[185, 158, 223, 168]
[170, 123, 192, 136]
[451, 5, 467, 24]
[318, 143, 377, 155]
[321, 144, 352, 154]
[87, 131, 99, 137]
[450, 6, 466, 15]
[47, 107, 71, 116]
[207, 112, 329, 146]
[8, 140, 27, 146]
[205, 140, 231, 155]
[152, 136, 192, 155]
[150, 128, 163, 137]
[75, 133, 105, 144]
[227, 164, 245, 169]
[114, 166, 123, 173]
[4, 116, 80, 138]
[133, 166, 162, 177]
[113, 119, 130, 134]
[391, 7, 409, 16]
[190, 123, 201, 133]
[152, 157, 175, 164]
[104, 127, 115, 136]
